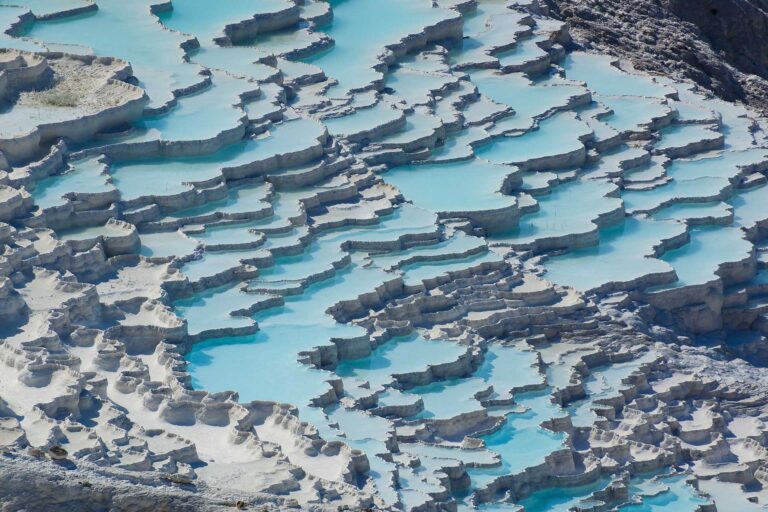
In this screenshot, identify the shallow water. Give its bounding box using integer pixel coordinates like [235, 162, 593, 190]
[0, 6, 47, 51]
[490, 178, 620, 249]
[384, 158, 516, 215]
[619, 473, 710, 511]
[323, 100, 402, 138]
[33, 156, 112, 210]
[475, 112, 590, 166]
[10, 2, 768, 509]
[109, 117, 323, 200]
[545, 218, 683, 292]
[474, 71, 587, 133]
[26, 0, 202, 109]
[563, 52, 674, 98]
[335, 333, 467, 389]
[303, 0, 456, 94]
[597, 95, 672, 133]
[158, 0, 292, 44]
[655, 225, 751, 289]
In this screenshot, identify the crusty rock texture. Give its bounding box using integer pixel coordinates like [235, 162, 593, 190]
[545, 0, 768, 113]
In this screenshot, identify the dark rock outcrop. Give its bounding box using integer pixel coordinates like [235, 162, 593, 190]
[545, 0, 768, 112]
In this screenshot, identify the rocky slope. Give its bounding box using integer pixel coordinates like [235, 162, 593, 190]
[545, 0, 768, 113]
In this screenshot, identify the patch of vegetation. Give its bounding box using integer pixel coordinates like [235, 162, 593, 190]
[38, 89, 79, 107]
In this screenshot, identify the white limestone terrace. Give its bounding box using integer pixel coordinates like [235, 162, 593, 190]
[1, 0, 768, 511]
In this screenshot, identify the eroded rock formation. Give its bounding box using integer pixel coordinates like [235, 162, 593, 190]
[0, 0, 767, 510]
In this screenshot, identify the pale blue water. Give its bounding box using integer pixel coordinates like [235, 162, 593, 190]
[322, 203, 438, 244]
[402, 344, 542, 419]
[188, 189, 313, 245]
[545, 217, 684, 292]
[166, 181, 270, 221]
[370, 231, 486, 271]
[476, 112, 590, 165]
[110, 117, 324, 200]
[520, 472, 710, 512]
[619, 473, 710, 511]
[665, 150, 768, 182]
[459, 0, 511, 39]
[158, 0, 292, 44]
[673, 101, 716, 123]
[597, 94, 672, 133]
[110, 146, 247, 200]
[378, 112, 442, 147]
[449, 0, 526, 69]
[623, 177, 730, 214]
[384, 158, 516, 215]
[250, 27, 328, 59]
[732, 182, 768, 229]
[402, 251, 503, 285]
[0, 0, 92, 18]
[322, 101, 402, 138]
[32, 156, 112, 210]
[474, 71, 587, 133]
[430, 126, 490, 161]
[140, 230, 199, 259]
[173, 283, 263, 335]
[0, 6, 45, 51]
[334, 333, 467, 388]
[189, 46, 279, 81]
[187, 263, 386, 404]
[26, 0, 202, 109]
[563, 52, 674, 98]
[468, 390, 567, 487]
[497, 35, 548, 69]
[518, 477, 613, 512]
[385, 66, 457, 107]
[624, 157, 668, 183]
[126, 73, 252, 143]
[57, 222, 125, 240]
[581, 144, 650, 180]
[181, 248, 270, 284]
[6, 3, 765, 509]
[303, 0, 456, 94]
[697, 479, 763, 512]
[650, 226, 752, 289]
[652, 201, 732, 223]
[410, 376, 489, 419]
[490, 178, 620, 248]
[655, 123, 722, 152]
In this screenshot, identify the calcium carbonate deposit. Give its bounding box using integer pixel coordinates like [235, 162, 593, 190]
[2, 1, 768, 511]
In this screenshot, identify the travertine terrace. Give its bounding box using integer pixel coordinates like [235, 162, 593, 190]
[1, 1, 768, 511]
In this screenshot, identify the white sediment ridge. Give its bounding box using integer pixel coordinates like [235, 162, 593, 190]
[2, 1, 768, 511]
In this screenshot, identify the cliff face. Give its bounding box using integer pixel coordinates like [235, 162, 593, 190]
[546, 0, 768, 112]
[668, 0, 768, 77]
